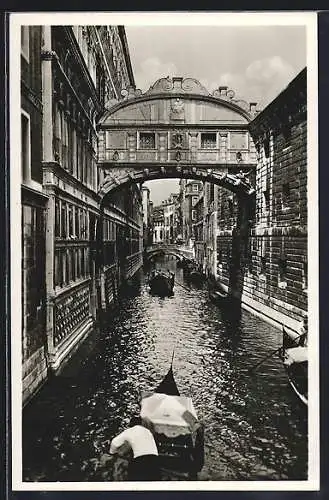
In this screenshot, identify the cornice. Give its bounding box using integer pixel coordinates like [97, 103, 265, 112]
[99, 122, 251, 131]
[21, 185, 49, 206]
[42, 161, 101, 203]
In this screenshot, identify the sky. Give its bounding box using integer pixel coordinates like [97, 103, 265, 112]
[125, 24, 307, 205]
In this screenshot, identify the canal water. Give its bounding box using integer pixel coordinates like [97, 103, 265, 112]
[23, 257, 308, 482]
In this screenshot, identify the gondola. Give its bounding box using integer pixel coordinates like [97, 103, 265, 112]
[281, 327, 308, 406]
[176, 258, 185, 269]
[188, 269, 205, 286]
[208, 279, 229, 305]
[140, 356, 204, 479]
[149, 269, 175, 296]
[209, 287, 229, 304]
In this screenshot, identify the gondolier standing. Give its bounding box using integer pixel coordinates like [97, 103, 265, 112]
[109, 416, 161, 481]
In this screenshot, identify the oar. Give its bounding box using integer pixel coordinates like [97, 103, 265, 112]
[248, 325, 306, 374]
[170, 349, 175, 368]
[248, 345, 284, 374]
[175, 280, 192, 292]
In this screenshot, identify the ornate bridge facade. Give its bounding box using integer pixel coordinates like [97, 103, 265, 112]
[97, 76, 258, 203]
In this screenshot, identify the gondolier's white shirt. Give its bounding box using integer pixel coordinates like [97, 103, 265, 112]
[109, 425, 158, 458]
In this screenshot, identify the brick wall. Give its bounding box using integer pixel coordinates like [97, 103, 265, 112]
[215, 69, 307, 328]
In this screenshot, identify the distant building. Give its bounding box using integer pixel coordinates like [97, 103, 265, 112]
[152, 206, 165, 243]
[179, 179, 203, 247]
[162, 193, 179, 243]
[142, 186, 152, 247]
[191, 187, 205, 268]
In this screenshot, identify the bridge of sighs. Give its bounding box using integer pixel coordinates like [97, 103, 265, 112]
[97, 76, 258, 202]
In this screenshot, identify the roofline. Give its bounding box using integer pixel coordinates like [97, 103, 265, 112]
[118, 26, 135, 88]
[249, 67, 306, 131]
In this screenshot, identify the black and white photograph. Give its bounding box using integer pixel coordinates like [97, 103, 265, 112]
[9, 11, 319, 491]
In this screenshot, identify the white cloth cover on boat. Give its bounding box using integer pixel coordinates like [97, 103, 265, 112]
[140, 393, 199, 438]
[284, 346, 308, 366]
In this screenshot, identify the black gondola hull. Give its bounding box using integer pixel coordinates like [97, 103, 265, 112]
[149, 271, 175, 296]
[281, 327, 308, 405]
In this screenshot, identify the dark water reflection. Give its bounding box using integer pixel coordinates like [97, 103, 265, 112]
[23, 257, 307, 482]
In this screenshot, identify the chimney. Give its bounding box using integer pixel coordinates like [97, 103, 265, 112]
[249, 102, 257, 113]
[218, 86, 228, 96]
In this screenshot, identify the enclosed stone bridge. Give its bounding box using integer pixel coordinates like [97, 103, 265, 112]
[97, 76, 258, 205]
[145, 244, 194, 262]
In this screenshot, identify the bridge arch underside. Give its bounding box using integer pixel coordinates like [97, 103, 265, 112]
[146, 244, 193, 259]
[99, 164, 255, 205]
[146, 249, 184, 260]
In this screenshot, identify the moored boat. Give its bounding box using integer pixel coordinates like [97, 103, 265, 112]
[149, 269, 175, 296]
[208, 278, 229, 305]
[140, 356, 204, 479]
[188, 269, 205, 286]
[281, 326, 308, 406]
[209, 287, 228, 304]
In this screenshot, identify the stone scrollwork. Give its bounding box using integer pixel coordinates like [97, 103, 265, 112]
[41, 49, 58, 61]
[226, 89, 235, 99]
[147, 76, 174, 94]
[181, 77, 209, 95]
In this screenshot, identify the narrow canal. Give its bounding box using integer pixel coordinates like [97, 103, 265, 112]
[23, 257, 308, 482]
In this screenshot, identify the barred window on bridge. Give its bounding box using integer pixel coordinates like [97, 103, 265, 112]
[139, 132, 155, 149]
[201, 132, 217, 149]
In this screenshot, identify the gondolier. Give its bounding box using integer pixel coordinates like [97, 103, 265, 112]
[109, 416, 161, 481]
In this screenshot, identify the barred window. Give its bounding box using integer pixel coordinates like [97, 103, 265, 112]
[75, 206, 80, 238]
[61, 202, 67, 239]
[201, 133, 217, 149]
[68, 204, 74, 237]
[55, 200, 61, 238]
[139, 132, 155, 149]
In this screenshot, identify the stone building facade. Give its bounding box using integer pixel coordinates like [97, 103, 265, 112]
[21, 25, 142, 405]
[21, 26, 49, 403]
[212, 68, 307, 331]
[247, 68, 307, 330]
